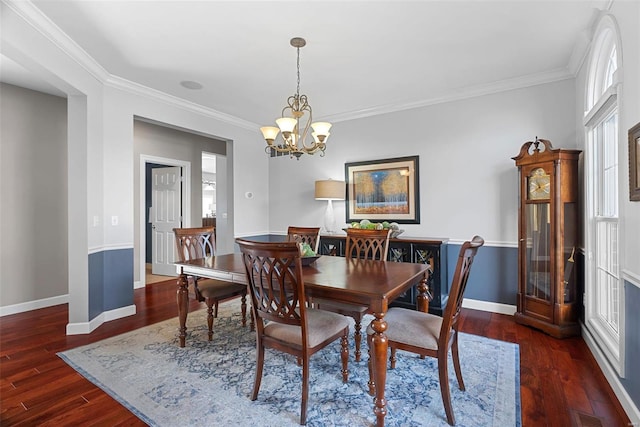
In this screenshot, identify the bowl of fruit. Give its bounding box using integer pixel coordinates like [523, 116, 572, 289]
[344, 220, 404, 238]
[297, 242, 320, 266]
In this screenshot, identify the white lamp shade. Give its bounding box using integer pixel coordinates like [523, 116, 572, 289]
[311, 121, 332, 136]
[315, 179, 345, 200]
[260, 126, 280, 141]
[276, 117, 297, 133]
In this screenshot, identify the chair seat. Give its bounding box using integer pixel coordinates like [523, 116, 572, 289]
[264, 308, 351, 348]
[368, 307, 442, 351]
[314, 298, 368, 317]
[197, 278, 246, 299]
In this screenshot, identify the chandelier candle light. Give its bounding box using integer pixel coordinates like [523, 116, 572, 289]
[260, 37, 332, 160]
[315, 179, 345, 234]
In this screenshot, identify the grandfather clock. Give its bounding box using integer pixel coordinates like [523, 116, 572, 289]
[512, 138, 581, 338]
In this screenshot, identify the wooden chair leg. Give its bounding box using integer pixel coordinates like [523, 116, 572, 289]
[214, 300, 219, 318]
[367, 334, 375, 396]
[390, 346, 397, 369]
[354, 320, 362, 362]
[251, 340, 265, 401]
[438, 351, 455, 426]
[300, 354, 310, 425]
[206, 299, 215, 341]
[240, 294, 247, 327]
[451, 332, 465, 391]
[340, 333, 349, 382]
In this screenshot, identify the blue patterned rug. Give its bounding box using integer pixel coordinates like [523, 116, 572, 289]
[59, 301, 521, 426]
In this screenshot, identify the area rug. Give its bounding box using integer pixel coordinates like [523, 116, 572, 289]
[58, 301, 521, 426]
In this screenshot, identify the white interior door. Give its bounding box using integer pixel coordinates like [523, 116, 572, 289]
[151, 166, 182, 276]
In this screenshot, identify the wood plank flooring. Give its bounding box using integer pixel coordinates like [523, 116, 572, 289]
[0, 280, 631, 426]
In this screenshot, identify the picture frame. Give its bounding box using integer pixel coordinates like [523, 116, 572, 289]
[630, 122, 640, 201]
[345, 155, 420, 224]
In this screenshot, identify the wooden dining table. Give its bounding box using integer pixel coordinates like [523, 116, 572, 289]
[175, 254, 431, 427]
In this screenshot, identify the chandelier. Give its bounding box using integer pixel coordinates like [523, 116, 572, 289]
[260, 37, 332, 160]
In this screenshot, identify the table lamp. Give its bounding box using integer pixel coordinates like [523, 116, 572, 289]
[315, 179, 345, 234]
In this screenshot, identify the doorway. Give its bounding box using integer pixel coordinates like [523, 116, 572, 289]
[138, 155, 191, 288]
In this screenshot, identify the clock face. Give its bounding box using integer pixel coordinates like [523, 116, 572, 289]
[528, 168, 550, 200]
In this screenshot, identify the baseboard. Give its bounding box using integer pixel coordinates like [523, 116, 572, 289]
[66, 304, 137, 335]
[462, 298, 517, 315]
[582, 323, 640, 425]
[134, 280, 144, 289]
[0, 294, 69, 317]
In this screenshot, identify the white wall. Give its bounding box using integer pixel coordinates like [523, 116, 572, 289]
[269, 79, 577, 245]
[0, 83, 68, 308]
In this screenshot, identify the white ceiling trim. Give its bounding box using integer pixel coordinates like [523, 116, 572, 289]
[4, 0, 109, 83]
[324, 67, 575, 124]
[107, 75, 259, 131]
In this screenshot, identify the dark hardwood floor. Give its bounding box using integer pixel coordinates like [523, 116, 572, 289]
[0, 279, 631, 426]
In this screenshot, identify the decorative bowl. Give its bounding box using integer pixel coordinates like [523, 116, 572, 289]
[301, 255, 320, 266]
[342, 228, 405, 238]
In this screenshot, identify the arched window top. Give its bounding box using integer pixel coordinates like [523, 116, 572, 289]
[586, 15, 621, 113]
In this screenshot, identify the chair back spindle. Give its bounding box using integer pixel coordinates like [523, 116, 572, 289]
[174, 227, 216, 262]
[439, 235, 484, 349]
[241, 241, 305, 327]
[286, 226, 321, 253]
[345, 228, 391, 261]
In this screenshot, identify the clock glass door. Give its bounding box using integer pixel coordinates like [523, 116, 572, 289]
[525, 203, 551, 301]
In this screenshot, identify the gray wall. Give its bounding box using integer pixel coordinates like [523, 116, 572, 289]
[0, 83, 68, 307]
[267, 79, 577, 243]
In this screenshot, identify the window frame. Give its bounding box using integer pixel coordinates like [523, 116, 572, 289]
[583, 14, 624, 377]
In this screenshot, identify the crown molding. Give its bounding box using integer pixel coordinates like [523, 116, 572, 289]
[106, 75, 260, 131]
[3, 0, 110, 83]
[6, 0, 260, 132]
[567, 29, 592, 76]
[323, 68, 575, 124]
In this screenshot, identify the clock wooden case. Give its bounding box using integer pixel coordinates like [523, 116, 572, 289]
[512, 138, 581, 338]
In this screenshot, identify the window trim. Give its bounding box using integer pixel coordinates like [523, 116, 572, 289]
[583, 13, 624, 378]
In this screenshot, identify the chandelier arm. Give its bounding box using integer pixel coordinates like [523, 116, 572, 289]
[268, 143, 301, 154]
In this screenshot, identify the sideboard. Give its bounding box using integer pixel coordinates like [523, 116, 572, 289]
[318, 235, 449, 315]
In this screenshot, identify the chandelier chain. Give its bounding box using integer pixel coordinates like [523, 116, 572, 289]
[296, 46, 301, 99]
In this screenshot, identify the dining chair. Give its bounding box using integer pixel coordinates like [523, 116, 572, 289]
[316, 227, 391, 362]
[173, 227, 247, 341]
[286, 226, 321, 253]
[236, 239, 350, 425]
[371, 235, 484, 426]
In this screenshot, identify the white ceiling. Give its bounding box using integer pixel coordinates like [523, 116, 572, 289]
[2, 1, 606, 126]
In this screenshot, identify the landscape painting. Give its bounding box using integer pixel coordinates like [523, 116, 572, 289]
[345, 156, 420, 224]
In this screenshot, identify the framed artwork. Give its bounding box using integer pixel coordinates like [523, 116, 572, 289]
[630, 122, 640, 201]
[345, 155, 420, 224]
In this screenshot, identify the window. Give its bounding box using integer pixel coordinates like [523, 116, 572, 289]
[584, 16, 623, 375]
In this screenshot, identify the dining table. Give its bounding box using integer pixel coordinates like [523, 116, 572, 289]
[175, 253, 431, 427]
